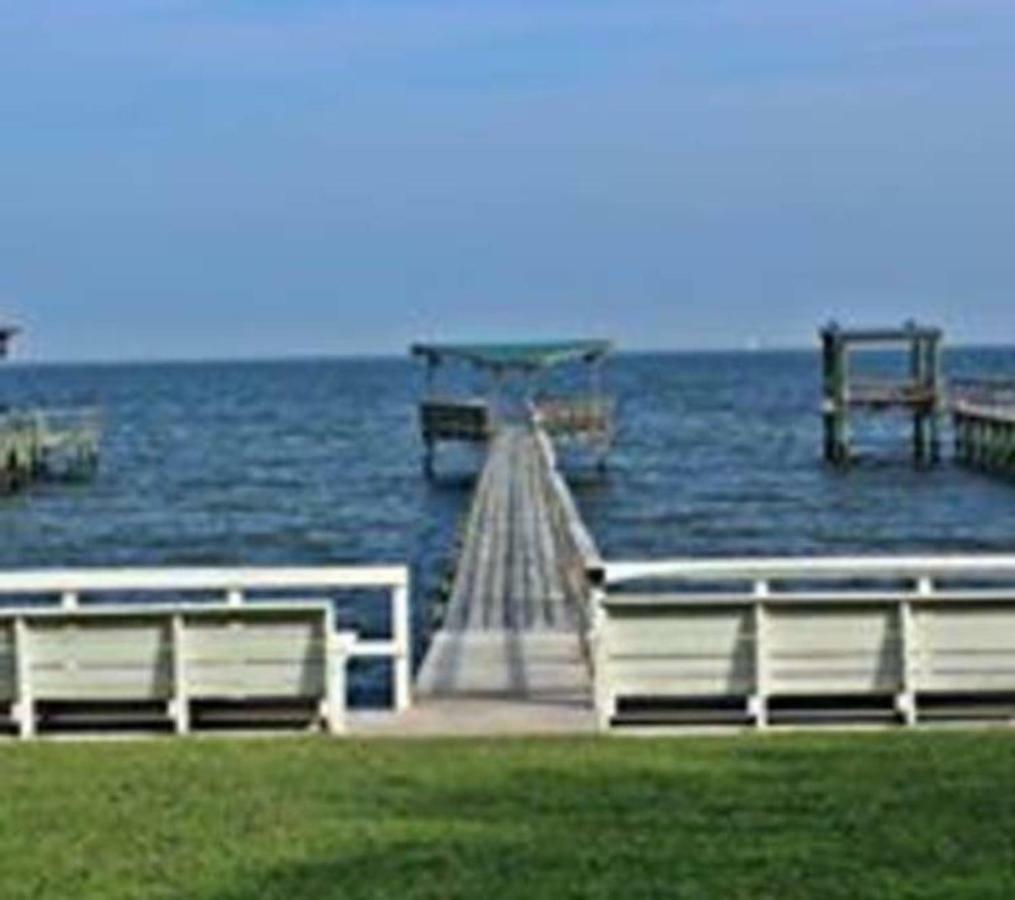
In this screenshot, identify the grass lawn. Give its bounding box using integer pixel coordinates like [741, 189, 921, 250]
[2, 730, 1015, 899]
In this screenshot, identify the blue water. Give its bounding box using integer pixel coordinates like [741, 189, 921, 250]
[3, 349, 1015, 701]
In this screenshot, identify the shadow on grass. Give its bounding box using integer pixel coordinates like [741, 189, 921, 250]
[194, 736, 1015, 900]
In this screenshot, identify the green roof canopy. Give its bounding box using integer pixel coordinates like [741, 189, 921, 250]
[410, 340, 612, 373]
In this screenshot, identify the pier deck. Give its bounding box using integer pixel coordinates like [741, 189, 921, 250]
[416, 424, 592, 703]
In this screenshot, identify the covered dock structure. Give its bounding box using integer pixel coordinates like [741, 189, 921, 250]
[410, 339, 614, 477]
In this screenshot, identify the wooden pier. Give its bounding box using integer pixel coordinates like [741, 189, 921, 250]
[416, 422, 597, 702]
[410, 340, 610, 707]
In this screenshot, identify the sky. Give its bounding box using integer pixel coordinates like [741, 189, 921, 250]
[2, 0, 1014, 361]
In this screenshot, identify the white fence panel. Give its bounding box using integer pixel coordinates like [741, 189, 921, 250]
[183, 611, 326, 699]
[604, 603, 754, 699]
[595, 556, 1015, 731]
[915, 602, 1015, 693]
[767, 603, 902, 696]
[29, 617, 173, 701]
[0, 565, 411, 739]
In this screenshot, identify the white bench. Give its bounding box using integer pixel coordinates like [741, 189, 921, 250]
[594, 556, 1015, 730]
[0, 565, 411, 738]
[0, 603, 350, 737]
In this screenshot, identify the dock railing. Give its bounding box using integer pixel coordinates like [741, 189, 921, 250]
[420, 398, 494, 443]
[532, 395, 614, 442]
[593, 555, 1015, 731]
[843, 378, 938, 409]
[950, 377, 1015, 410]
[0, 565, 411, 738]
[532, 426, 605, 644]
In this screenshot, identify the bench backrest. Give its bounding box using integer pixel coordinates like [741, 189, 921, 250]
[596, 554, 1015, 729]
[1, 604, 331, 703]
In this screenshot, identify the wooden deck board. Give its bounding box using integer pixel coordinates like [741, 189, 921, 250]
[416, 425, 591, 699]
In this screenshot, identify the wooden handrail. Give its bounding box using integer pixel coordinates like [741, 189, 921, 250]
[604, 554, 1015, 587]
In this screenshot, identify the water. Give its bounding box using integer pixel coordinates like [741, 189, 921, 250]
[3, 349, 1015, 701]
[588, 348, 1015, 559]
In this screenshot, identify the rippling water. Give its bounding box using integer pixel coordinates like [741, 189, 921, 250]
[3, 349, 1014, 701]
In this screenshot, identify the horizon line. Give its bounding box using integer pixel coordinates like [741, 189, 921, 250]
[5, 339, 1015, 368]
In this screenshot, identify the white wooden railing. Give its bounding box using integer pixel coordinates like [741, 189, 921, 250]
[603, 555, 1015, 587]
[0, 565, 411, 737]
[534, 428, 604, 567]
[950, 377, 1015, 409]
[592, 555, 1015, 731]
[532, 426, 605, 649]
[531, 395, 614, 441]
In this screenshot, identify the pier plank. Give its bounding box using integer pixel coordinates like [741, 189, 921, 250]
[416, 425, 592, 699]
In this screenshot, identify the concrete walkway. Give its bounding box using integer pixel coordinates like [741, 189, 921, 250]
[351, 696, 596, 738]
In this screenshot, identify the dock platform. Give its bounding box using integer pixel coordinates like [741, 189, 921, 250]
[416, 424, 593, 705]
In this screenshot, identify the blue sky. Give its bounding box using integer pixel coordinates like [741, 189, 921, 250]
[2, 0, 1014, 360]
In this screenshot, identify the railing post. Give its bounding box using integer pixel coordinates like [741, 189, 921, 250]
[586, 583, 607, 672]
[171, 613, 190, 735]
[591, 599, 615, 732]
[61, 591, 78, 610]
[897, 599, 918, 727]
[14, 617, 34, 739]
[325, 631, 356, 735]
[226, 589, 243, 608]
[898, 577, 932, 727]
[751, 581, 770, 729]
[392, 581, 411, 712]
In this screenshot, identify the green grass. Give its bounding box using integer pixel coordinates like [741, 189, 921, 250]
[2, 731, 1015, 899]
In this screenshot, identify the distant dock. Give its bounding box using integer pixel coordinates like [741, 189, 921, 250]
[0, 326, 101, 493]
[0, 408, 102, 492]
[818, 321, 1015, 475]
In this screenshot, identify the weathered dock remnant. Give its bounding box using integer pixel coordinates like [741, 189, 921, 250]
[952, 378, 1015, 474]
[0, 325, 101, 493]
[411, 341, 609, 707]
[410, 340, 613, 477]
[820, 321, 943, 466]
